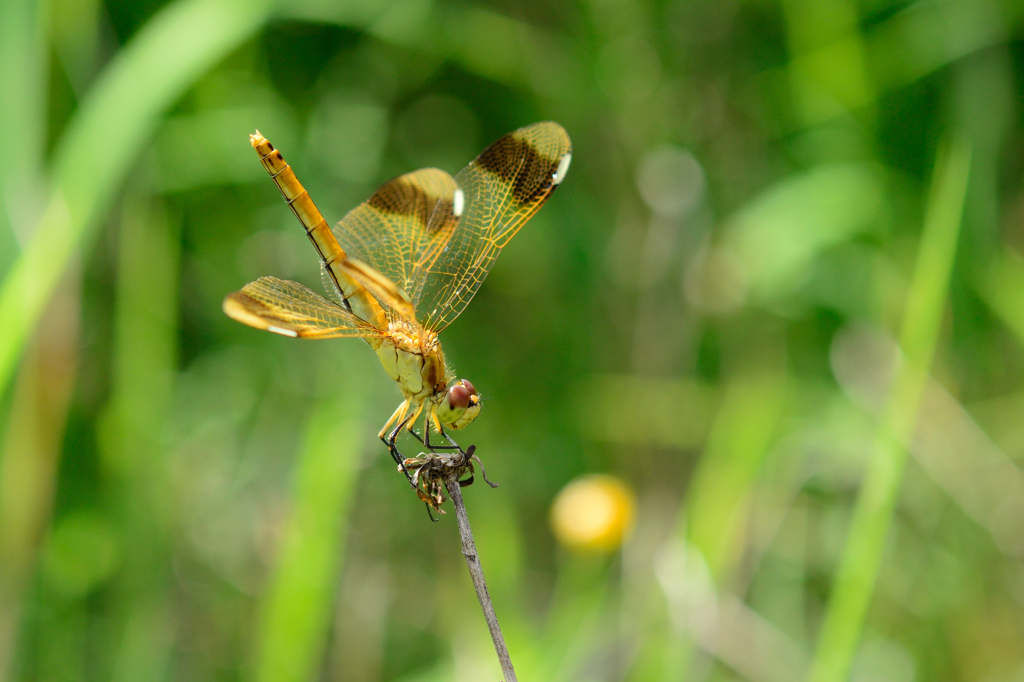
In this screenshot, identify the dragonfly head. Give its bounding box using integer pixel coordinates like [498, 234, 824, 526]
[437, 379, 481, 430]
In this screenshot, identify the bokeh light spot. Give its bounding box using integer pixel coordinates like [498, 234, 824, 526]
[550, 475, 636, 552]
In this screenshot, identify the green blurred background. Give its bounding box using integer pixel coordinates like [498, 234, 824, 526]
[1, 0, 1024, 679]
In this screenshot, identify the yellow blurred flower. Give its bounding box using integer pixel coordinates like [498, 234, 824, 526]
[550, 475, 636, 552]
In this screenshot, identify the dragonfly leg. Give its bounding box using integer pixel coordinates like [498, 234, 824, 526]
[379, 400, 409, 443]
[424, 406, 465, 454]
[379, 400, 414, 479]
[405, 402, 425, 433]
[439, 428, 466, 455]
[388, 403, 424, 477]
[386, 413, 419, 482]
[407, 429, 428, 446]
[404, 407, 457, 451]
[422, 413, 459, 452]
[408, 430, 459, 451]
[400, 403, 425, 450]
[419, 427, 460, 451]
[378, 432, 402, 466]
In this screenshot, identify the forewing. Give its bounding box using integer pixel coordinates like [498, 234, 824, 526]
[223, 276, 384, 339]
[331, 168, 460, 322]
[415, 122, 572, 332]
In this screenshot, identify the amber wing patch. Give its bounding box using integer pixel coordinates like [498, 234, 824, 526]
[416, 121, 572, 332]
[332, 168, 461, 323]
[223, 276, 384, 339]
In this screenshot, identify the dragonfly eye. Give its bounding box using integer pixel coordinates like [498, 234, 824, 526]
[436, 382, 470, 425]
[447, 383, 471, 411]
[437, 379, 482, 430]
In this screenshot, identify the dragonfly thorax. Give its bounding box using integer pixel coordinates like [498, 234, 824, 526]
[387, 319, 438, 350]
[377, 320, 446, 402]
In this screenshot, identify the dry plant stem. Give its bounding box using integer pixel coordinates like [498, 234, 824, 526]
[443, 471, 517, 682]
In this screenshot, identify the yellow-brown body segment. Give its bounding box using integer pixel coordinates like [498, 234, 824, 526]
[375, 321, 446, 400]
[250, 132, 388, 330]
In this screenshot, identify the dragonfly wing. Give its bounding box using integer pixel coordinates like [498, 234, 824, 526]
[335, 256, 417, 323]
[415, 122, 572, 332]
[317, 257, 414, 322]
[223, 276, 384, 339]
[331, 168, 460, 324]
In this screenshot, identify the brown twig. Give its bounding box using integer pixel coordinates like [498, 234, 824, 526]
[400, 446, 514, 679]
[442, 468, 517, 682]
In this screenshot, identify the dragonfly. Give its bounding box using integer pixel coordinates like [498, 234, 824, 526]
[223, 122, 572, 475]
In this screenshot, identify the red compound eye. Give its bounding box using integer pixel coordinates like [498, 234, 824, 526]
[460, 379, 477, 396]
[447, 383, 470, 410]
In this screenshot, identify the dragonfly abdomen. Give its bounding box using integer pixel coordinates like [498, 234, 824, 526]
[250, 131, 388, 330]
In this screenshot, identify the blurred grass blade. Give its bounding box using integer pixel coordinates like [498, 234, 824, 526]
[722, 164, 885, 302]
[781, 0, 875, 127]
[99, 194, 181, 478]
[0, 0, 272, 402]
[0, 273, 79, 682]
[648, 374, 788, 680]
[684, 375, 789, 580]
[0, 0, 55, 675]
[253, 398, 363, 682]
[807, 136, 971, 682]
[0, 0, 47, 176]
[867, 0, 1012, 95]
[98, 193, 181, 680]
[0, 0, 48, 271]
